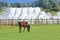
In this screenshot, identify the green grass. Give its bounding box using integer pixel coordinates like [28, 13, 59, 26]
[43, 9, 57, 16]
[0, 10, 2, 14]
[50, 11, 57, 16]
[0, 24, 60, 40]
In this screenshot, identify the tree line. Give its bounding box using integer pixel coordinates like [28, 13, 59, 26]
[0, 0, 60, 12]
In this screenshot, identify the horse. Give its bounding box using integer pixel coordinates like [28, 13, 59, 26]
[18, 21, 30, 33]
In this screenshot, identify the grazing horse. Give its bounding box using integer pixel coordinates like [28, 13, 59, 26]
[18, 21, 30, 33]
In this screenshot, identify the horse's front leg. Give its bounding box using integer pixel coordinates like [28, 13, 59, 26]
[23, 27, 25, 32]
[19, 27, 21, 33]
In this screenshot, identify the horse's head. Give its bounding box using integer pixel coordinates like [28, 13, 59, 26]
[27, 24, 30, 32]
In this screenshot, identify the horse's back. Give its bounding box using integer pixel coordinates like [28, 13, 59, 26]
[18, 21, 29, 27]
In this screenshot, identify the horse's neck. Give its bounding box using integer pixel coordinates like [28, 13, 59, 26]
[22, 22, 27, 23]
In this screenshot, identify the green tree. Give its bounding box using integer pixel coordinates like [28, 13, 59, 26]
[58, 2, 60, 5]
[49, 0, 56, 8]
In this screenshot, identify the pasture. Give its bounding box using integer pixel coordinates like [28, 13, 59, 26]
[0, 24, 60, 40]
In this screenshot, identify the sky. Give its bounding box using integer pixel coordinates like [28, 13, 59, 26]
[3, 0, 37, 3]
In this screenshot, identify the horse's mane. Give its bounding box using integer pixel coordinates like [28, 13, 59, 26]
[18, 21, 28, 24]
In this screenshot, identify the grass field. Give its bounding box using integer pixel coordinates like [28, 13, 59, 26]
[0, 24, 60, 40]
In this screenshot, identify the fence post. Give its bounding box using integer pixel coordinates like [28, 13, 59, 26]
[53, 19, 54, 24]
[11, 19, 13, 26]
[0, 19, 1, 25]
[46, 19, 47, 24]
[57, 19, 59, 24]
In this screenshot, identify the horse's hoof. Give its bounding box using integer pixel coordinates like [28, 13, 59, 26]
[23, 31, 25, 32]
[19, 32, 21, 33]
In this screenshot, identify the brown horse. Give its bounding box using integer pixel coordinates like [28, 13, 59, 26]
[18, 21, 30, 33]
